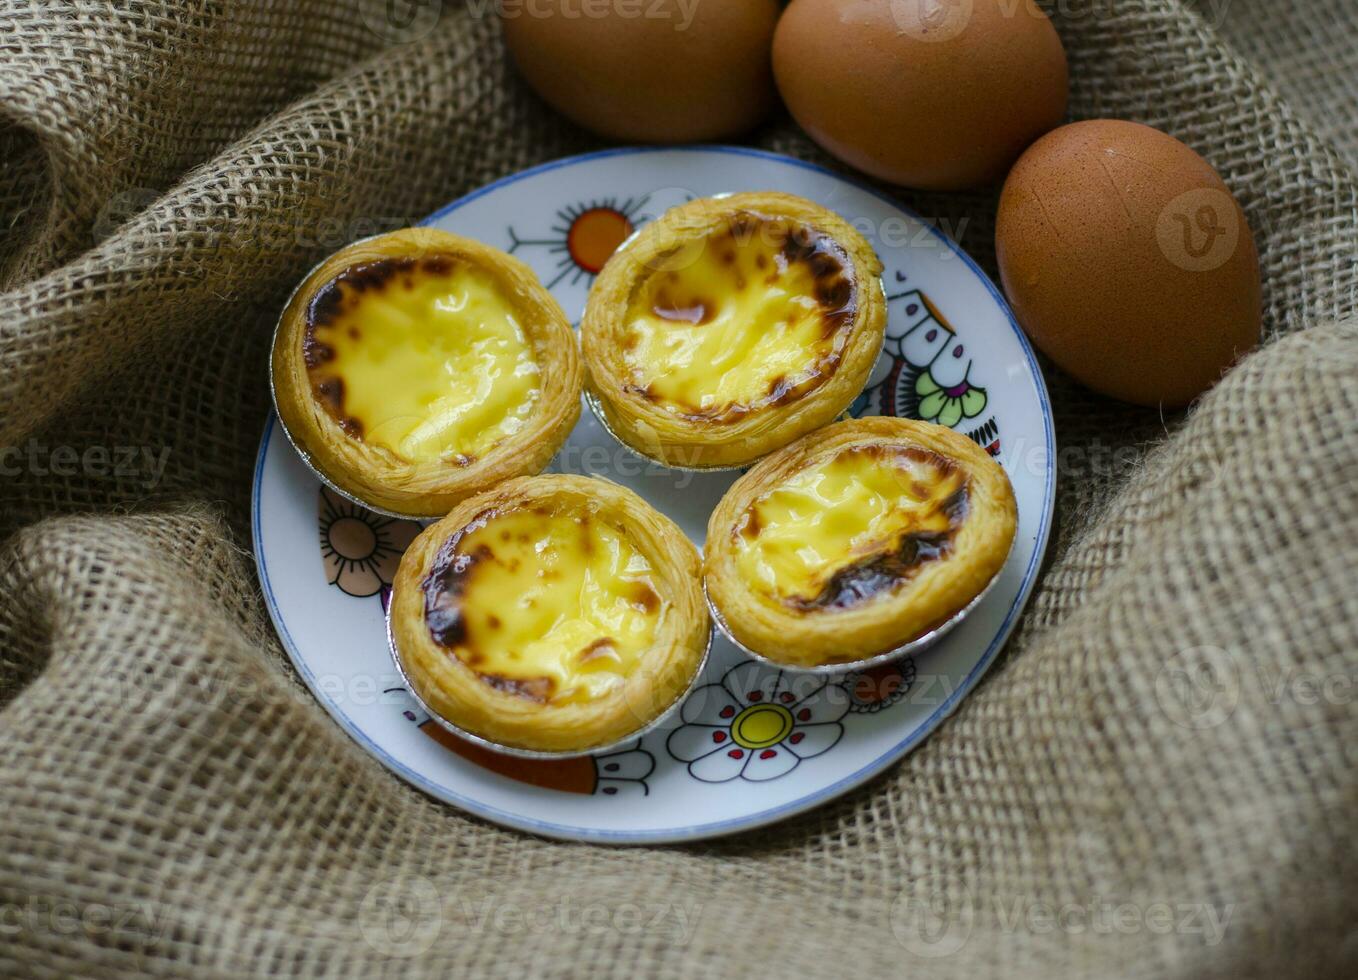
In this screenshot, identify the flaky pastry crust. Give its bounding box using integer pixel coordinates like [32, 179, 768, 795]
[704, 417, 1017, 668]
[272, 228, 581, 517]
[390, 475, 710, 755]
[582, 192, 885, 469]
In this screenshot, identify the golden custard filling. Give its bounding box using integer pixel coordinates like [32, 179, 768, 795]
[733, 445, 970, 610]
[421, 506, 666, 706]
[304, 255, 540, 465]
[621, 213, 857, 422]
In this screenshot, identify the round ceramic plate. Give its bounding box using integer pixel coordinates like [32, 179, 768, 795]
[252, 147, 1055, 844]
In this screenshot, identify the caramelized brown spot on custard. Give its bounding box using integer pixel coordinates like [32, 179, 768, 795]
[422, 517, 560, 703]
[737, 445, 972, 613]
[766, 374, 797, 406]
[302, 255, 458, 434]
[627, 581, 661, 614]
[306, 259, 397, 425]
[793, 449, 968, 610]
[479, 673, 554, 703]
[419, 504, 664, 705]
[302, 335, 335, 369]
[313, 377, 344, 412]
[788, 528, 956, 611]
[620, 211, 859, 424]
[422, 521, 493, 650]
[577, 638, 617, 664]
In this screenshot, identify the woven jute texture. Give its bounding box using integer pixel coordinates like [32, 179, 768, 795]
[1, 0, 1356, 976]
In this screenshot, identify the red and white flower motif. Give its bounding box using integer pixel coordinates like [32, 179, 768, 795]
[666, 662, 849, 783]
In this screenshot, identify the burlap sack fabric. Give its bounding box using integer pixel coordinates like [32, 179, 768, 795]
[0, 0, 1354, 975]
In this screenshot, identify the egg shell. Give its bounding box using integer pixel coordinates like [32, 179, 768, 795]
[995, 119, 1261, 408]
[501, 0, 779, 143]
[772, 0, 1068, 190]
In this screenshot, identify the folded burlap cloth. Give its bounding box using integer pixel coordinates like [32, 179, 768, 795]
[1, 1, 1355, 976]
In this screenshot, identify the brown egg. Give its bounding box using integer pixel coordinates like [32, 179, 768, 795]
[773, 0, 1067, 190]
[500, 0, 779, 143]
[995, 120, 1262, 408]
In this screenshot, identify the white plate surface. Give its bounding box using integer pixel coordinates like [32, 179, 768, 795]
[252, 146, 1055, 844]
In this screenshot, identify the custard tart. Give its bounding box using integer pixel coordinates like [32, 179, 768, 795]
[389, 474, 710, 755]
[704, 417, 1017, 669]
[272, 228, 582, 517]
[582, 192, 886, 469]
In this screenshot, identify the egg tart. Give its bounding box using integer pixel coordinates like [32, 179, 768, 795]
[582, 192, 886, 469]
[272, 228, 582, 517]
[704, 417, 1017, 669]
[389, 474, 710, 756]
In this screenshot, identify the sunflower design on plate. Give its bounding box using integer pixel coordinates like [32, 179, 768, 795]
[317, 485, 421, 597]
[507, 195, 649, 290]
[666, 662, 849, 783]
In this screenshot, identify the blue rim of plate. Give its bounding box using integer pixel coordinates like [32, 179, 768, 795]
[251, 144, 1056, 845]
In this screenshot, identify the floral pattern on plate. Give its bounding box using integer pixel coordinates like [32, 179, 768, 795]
[853, 284, 998, 455]
[666, 662, 849, 783]
[254, 146, 1054, 842]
